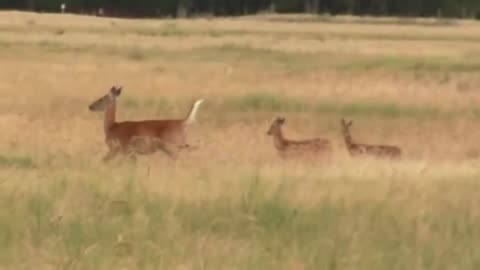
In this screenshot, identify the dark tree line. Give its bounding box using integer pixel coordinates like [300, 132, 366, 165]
[2, 0, 480, 19]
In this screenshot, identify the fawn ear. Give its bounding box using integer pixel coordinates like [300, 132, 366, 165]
[115, 86, 122, 97]
[110, 86, 122, 97]
[278, 117, 286, 124]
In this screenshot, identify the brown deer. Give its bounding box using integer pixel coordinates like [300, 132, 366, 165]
[340, 118, 401, 159]
[267, 117, 332, 159]
[88, 86, 205, 162]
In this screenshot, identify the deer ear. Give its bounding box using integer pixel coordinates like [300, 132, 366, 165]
[115, 86, 122, 96]
[279, 117, 285, 124]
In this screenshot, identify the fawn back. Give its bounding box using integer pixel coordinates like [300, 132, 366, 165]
[267, 117, 332, 159]
[340, 118, 401, 159]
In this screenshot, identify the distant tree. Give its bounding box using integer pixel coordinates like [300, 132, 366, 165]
[27, 0, 35, 10]
[0, 0, 478, 19]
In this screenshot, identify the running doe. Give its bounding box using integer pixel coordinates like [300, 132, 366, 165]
[88, 86, 204, 162]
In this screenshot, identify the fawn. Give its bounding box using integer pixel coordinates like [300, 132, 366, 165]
[88, 86, 204, 162]
[340, 118, 401, 159]
[267, 117, 332, 159]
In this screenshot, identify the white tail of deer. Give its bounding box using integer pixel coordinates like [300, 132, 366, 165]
[184, 99, 204, 125]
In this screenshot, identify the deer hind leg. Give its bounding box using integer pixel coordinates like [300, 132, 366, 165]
[390, 151, 402, 160]
[122, 146, 138, 163]
[130, 136, 179, 160]
[178, 144, 198, 152]
[158, 143, 179, 160]
[175, 132, 193, 151]
[127, 152, 138, 163]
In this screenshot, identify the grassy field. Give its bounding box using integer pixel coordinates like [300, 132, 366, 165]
[2, 11, 480, 269]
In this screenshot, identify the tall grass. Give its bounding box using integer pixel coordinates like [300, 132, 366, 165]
[1, 167, 480, 269]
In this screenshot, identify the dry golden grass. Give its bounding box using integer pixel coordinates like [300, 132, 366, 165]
[1, 11, 480, 269]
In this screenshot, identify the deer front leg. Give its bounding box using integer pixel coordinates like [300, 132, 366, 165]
[102, 148, 120, 163]
[103, 139, 123, 163]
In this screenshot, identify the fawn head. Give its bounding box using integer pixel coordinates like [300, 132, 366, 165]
[88, 86, 122, 111]
[340, 118, 353, 135]
[267, 117, 286, 136]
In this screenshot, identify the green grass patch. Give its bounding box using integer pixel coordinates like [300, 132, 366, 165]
[110, 92, 472, 120]
[121, 96, 173, 114]
[222, 93, 443, 119]
[190, 45, 480, 73]
[159, 23, 189, 37]
[126, 47, 146, 61]
[0, 154, 35, 169]
[132, 23, 190, 37]
[465, 107, 480, 120]
[224, 92, 307, 113]
[116, 91, 480, 120]
[1, 17, 477, 43]
[196, 44, 325, 72]
[3, 37, 480, 73]
[314, 101, 441, 118]
[336, 55, 480, 73]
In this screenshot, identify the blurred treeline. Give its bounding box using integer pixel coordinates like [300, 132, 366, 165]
[2, 0, 480, 19]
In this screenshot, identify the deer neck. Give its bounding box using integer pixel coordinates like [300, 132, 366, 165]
[343, 131, 355, 149]
[272, 128, 288, 150]
[104, 101, 116, 136]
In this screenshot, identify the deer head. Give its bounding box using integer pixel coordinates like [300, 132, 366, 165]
[340, 118, 353, 135]
[267, 117, 286, 136]
[88, 86, 122, 111]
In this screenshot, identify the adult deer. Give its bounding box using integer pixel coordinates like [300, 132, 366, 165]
[267, 117, 332, 160]
[340, 118, 401, 159]
[88, 86, 205, 162]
